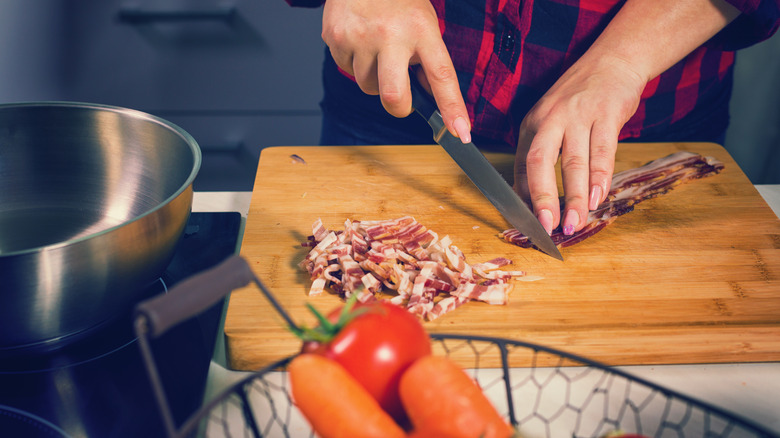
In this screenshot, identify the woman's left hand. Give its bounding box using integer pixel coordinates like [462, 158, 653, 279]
[514, 54, 645, 236]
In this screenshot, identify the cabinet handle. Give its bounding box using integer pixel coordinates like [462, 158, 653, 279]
[118, 6, 236, 24]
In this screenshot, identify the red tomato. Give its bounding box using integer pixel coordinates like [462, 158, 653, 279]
[301, 301, 431, 428]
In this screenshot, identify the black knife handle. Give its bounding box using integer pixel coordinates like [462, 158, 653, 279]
[410, 72, 438, 121]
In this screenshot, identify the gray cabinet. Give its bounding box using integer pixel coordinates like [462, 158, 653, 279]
[0, 0, 326, 190]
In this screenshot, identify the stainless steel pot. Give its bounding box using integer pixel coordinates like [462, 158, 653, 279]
[0, 102, 201, 350]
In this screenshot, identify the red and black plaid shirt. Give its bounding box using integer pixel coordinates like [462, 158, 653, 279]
[289, 0, 779, 148]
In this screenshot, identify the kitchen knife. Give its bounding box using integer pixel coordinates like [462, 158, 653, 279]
[409, 76, 563, 261]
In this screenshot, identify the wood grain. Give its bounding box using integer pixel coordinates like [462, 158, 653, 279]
[225, 143, 780, 371]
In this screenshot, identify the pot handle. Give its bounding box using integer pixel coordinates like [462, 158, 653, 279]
[134, 254, 299, 339]
[136, 254, 304, 438]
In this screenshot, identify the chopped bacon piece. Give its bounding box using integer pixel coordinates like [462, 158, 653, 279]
[451, 282, 512, 305]
[308, 277, 326, 296]
[300, 217, 535, 320]
[322, 264, 342, 285]
[307, 232, 338, 260]
[428, 296, 470, 321]
[360, 273, 382, 294]
[359, 259, 391, 282]
[311, 218, 329, 242]
[500, 151, 725, 249]
[472, 257, 513, 270]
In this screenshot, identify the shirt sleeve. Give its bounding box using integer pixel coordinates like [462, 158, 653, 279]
[706, 0, 780, 50]
[284, 0, 325, 7]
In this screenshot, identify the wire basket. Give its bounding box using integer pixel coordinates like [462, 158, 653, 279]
[134, 256, 778, 438]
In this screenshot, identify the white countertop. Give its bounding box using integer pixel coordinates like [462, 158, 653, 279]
[193, 186, 780, 436]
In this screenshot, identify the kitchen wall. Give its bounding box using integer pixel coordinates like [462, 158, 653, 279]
[1, 1, 777, 188]
[724, 30, 780, 184]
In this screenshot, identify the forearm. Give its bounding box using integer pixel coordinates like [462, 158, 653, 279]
[583, 0, 741, 83]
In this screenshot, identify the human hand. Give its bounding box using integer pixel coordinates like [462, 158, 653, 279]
[513, 56, 646, 235]
[321, 0, 471, 142]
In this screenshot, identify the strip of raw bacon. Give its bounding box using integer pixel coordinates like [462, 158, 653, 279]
[499, 151, 725, 249]
[300, 216, 532, 321]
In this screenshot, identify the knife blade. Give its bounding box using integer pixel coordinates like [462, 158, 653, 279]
[409, 76, 563, 261]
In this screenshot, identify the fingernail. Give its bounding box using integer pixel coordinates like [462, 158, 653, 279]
[562, 209, 580, 236]
[588, 184, 603, 210]
[537, 209, 554, 235]
[453, 117, 471, 144]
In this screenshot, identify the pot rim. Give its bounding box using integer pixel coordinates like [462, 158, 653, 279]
[0, 101, 202, 257]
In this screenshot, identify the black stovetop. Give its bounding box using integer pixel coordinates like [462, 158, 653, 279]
[0, 211, 242, 438]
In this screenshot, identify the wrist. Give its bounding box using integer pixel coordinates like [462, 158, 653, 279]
[566, 49, 649, 97]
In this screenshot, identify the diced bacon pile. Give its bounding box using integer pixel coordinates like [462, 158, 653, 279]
[500, 151, 725, 248]
[299, 216, 530, 321]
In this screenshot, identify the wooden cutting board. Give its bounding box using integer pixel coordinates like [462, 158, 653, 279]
[224, 142, 780, 371]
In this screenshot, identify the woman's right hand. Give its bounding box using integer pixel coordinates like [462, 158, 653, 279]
[321, 0, 471, 142]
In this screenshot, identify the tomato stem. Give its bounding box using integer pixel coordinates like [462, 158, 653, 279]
[290, 292, 370, 344]
[307, 302, 336, 332]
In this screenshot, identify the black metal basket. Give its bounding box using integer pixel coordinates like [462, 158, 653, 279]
[134, 256, 778, 438]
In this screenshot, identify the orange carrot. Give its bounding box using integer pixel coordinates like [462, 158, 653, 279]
[288, 353, 406, 438]
[399, 355, 515, 438]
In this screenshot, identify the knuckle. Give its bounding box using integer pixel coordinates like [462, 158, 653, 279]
[564, 192, 588, 206]
[521, 114, 543, 131]
[533, 193, 561, 207]
[322, 24, 345, 46]
[589, 167, 611, 181]
[380, 91, 409, 116]
[561, 154, 588, 173]
[381, 88, 404, 107]
[590, 145, 613, 160]
[527, 100, 557, 124]
[525, 147, 549, 168]
[588, 149, 615, 178]
[425, 63, 458, 86]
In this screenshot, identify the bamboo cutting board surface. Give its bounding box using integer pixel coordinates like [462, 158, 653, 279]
[225, 142, 780, 371]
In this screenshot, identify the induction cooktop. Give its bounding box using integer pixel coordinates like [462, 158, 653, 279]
[0, 211, 242, 438]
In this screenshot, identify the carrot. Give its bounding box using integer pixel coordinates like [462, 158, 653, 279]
[399, 355, 515, 438]
[288, 353, 406, 438]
